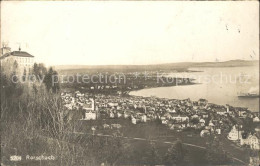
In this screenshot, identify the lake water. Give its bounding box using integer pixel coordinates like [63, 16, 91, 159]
[130, 66, 259, 112]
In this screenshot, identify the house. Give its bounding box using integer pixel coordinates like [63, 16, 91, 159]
[216, 128, 221, 135]
[109, 112, 115, 118]
[141, 114, 147, 122]
[227, 125, 243, 141]
[240, 134, 259, 150]
[215, 108, 226, 115]
[168, 109, 176, 113]
[199, 119, 206, 124]
[107, 103, 118, 108]
[123, 111, 130, 119]
[209, 121, 215, 128]
[83, 99, 97, 120]
[111, 124, 122, 129]
[255, 125, 260, 136]
[171, 114, 189, 122]
[76, 93, 84, 98]
[64, 103, 73, 110]
[131, 117, 137, 124]
[103, 124, 110, 129]
[117, 112, 122, 118]
[170, 124, 182, 130]
[253, 116, 260, 122]
[164, 113, 172, 120]
[202, 114, 209, 118]
[0, 46, 34, 75]
[238, 109, 247, 118]
[200, 130, 210, 137]
[191, 114, 199, 119]
[160, 116, 166, 120]
[162, 119, 168, 125]
[198, 99, 208, 106]
[84, 110, 96, 120]
[83, 99, 95, 111]
[248, 157, 259, 166]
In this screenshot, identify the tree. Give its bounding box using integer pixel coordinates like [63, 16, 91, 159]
[190, 118, 199, 124]
[243, 117, 256, 134]
[95, 131, 129, 166]
[33, 63, 47, 80]
[43, 67, 60, 93]
[52, 70, 60, 93]
[13, 60, 18, 71]
[164, 140, 186, 165]
[205, 136, 231, 165]
[1, 62, 93, 166]
[143, 141, 161, 165]
[33, 63, 39, 76]
[22, 68, 26, 81]
[44, 67, 52, 91]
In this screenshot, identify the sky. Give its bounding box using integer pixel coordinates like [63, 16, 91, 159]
[1, 1, 259, 66]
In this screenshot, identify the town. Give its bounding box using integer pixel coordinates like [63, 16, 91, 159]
[61, 90, 260, 152]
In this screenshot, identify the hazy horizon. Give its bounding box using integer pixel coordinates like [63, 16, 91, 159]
[53, 59, 258, 67]
[1, 1, 259, 66]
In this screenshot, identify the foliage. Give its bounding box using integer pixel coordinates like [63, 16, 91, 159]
[32, 63, 47, 80]
[190, 118, 199, 124]
[205, 136, 231, 165]
[43, 67, 60, 93]
[0, 65, 128, 166]
[164, 140, 187, 165]
[32, 63, 60, 93]
[243, 117, 256, 134]
[142, 141, 161, 165]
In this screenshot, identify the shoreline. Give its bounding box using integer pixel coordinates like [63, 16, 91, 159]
[128, 86, 259, 113]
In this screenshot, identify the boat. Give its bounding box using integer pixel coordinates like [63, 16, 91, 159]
[238, 92, 259, 98]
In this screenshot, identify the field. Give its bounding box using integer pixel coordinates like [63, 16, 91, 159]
[74, 118, 249, 165]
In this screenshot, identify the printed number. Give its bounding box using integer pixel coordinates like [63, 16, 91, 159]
[10, 155, 22, 161]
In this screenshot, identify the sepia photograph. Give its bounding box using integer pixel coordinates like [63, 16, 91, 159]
[0, 1, 259, 166]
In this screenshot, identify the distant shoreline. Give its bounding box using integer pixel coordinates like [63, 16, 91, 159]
[129, 86, 259, 113]
[55, 60, 259, 71]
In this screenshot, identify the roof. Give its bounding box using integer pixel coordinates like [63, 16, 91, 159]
[0, 47, 11, 52]
[171, 114, 188, 117]
[11, 51, 34, 57]
[0, 51, 34, 60]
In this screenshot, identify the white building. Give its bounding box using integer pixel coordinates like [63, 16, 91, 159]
[253, 116, 260, 122]
[200, 130, 210, 137]
[227, 125, 243, 141]
[84, 110, 96, 120]
[131, 117, 136, 124]
[171, 114, 189, 122]
[199, 119, 206, 124]
[141, 114, 147, 122]
[83, 99, 96, 120]
[0, 46, 34, 75]
[240, 134, 259, 150]
[216, 128, 221, 135]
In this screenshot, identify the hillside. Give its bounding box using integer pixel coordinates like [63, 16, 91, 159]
[55, 60, 259, 73]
